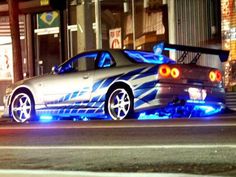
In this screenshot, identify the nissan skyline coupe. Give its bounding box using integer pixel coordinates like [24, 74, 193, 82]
[3, 43, 229, 123]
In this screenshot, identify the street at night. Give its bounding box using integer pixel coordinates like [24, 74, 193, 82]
[0, 114, 236, 176]
[1, 0, 236, 176]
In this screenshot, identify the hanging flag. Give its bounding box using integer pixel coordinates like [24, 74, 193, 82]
[38, 11, 59, 28]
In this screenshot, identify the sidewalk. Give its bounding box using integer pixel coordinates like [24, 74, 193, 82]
[0, 170, 227, 177]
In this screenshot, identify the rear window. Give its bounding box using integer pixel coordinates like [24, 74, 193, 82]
[123, 50, 176, 64]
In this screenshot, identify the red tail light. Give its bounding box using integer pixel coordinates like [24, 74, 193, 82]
[215, 70, 222, 82]
[159, 65, 181, 79]
[159, 65, 171, 78]
[209, 70, 221, 82]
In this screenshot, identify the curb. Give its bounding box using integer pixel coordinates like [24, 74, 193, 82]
[0, 170, 225, 177]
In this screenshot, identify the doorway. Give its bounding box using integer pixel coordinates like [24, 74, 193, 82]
[34, 30, 61, 75]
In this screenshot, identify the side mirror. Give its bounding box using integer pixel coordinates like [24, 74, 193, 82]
[51, 65, 59, 74]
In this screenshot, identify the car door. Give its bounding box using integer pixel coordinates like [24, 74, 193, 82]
[41, 52, 98, 107]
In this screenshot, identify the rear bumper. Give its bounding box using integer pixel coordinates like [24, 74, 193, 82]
[157, 83, 225, 103]
[134, 83, 225, 113]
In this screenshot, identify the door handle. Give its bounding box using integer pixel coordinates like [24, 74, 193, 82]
[83, 75, 89, 79]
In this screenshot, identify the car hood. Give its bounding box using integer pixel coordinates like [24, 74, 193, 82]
[7, 74, 51, 93]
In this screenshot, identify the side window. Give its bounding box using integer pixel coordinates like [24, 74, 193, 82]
[97, 52, 115, 68]
[75, 53, 97, 71]
[59, 53, 97, 73]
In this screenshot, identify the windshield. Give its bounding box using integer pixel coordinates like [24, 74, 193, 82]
[123, 50, 176, 64]
[58, 53, 98, 74]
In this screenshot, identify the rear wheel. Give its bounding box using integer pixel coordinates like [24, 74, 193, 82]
[107, 88, 133, 120]
[11, 92, 35, 123]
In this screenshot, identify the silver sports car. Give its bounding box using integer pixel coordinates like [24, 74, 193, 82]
[3, 43, 229, 123]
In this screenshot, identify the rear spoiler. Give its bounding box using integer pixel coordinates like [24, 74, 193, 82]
[153, 42, 229, 63]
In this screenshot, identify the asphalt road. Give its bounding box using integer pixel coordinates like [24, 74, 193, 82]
[0, 115, 236, 176]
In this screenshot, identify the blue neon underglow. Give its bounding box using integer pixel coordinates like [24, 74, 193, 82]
[39, 115, 53, 122]
[193, 105, 221, 116]
[73, 118, 79, 122]
[186, 100, 222, 116]
[137, 103, 222, 120]
[81, 116, 89, 121]
[72, 116, 90, 121]
[138, 112, 170, 120]
[187, 100, 206, 104]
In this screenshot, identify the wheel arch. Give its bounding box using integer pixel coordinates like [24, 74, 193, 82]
[107, 81, 134, 98]
[11, 87, 34, 102]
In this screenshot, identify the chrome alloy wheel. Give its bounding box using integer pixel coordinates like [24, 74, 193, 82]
[108, 88, 131, 120]
[11, 93, 32, 123]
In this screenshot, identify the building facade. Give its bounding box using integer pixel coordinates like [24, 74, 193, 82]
[221, 0, 236, 90]
[0, 0, 227, 105]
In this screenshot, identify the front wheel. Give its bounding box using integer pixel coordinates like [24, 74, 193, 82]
[107, 88, 133, 120]
[11, 92, 35, 123]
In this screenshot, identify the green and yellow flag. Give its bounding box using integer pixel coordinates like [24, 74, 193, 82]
[38, 11, 59, 28]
